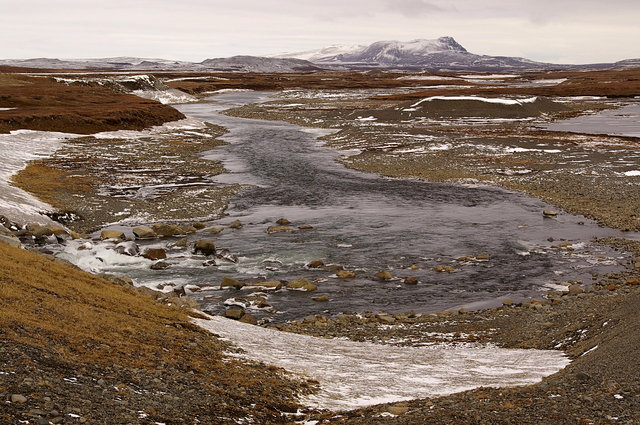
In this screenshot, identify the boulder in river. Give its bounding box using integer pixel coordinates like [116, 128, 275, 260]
[434, 265, 455, 273]
[298, 225, 314, 230]
[543, 209, 558, 218]
[239, 313, 258, 325]
[225, 306, 245, 320]
[100, 229, 125, 240]
[203, 227, 224, 234]
[247, 281, 283, 290]
[286, 279, 318, 292]
[152, 223, 185, 237]
[228, 220, 243, 229]
[306, 259, 325, 268]
[193, 240, 216, 256]
[220, 276, 245, 289]
[404, 277, 419, 285]
[115, 241, 139, 256]
[150, 261, 170, 270]
[336, 270, 356, 279]
[276, 218, 292, 225]
[374, 271, 393, 281]
[143, 248, 167, 260]
[133, 226, 157, 239]
[267, 225, 295, 234]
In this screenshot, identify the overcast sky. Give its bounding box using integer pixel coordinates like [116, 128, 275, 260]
[1, 0, 638, 64]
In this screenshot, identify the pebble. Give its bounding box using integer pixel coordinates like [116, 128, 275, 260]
[10, 394, 28, 403]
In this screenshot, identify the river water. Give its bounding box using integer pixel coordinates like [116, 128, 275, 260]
[63, 91, 632, 322]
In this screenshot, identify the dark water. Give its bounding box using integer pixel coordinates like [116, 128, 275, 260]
[544, 102, 640, 138]
[135, 91, 630, 321]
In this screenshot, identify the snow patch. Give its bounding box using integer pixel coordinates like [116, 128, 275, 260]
[194, 315, 569, 411]
[410, 96, 538, 108]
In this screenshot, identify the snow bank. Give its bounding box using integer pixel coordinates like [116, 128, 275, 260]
[194, 315, 569, 411]
[410, 96, 538, 108]
[0, 130, 78, 225]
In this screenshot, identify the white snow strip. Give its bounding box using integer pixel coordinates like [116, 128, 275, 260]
[0, 107, 16, 111]
[410, 96, 538, 108]
[132, 89, 197, 105]
[396, 75, 456, 81]
[194, 315, 569, 411]
[459, 74, 520, 79]
[622, 170, 640, 176]
[93, 117, 206, 139]
[0, 130, 80, 224]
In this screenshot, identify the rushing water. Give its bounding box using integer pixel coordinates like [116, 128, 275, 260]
[62, 92, 633, 322]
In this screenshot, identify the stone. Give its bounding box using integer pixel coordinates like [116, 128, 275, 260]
[434, 265, 455, 273]
[276, 218, 291, 225]
[114, 241, 139, 256]
[10, 394, 27, 404]
[287, 279, 317, 292]
[132, 226, 156, 239]
[324, 264, 344, 272]
[191, 222, 207, 229]
[404, 277, 419, 285]
[27, 224, 54, 237]
[376, 313, 396, 324]
[387, 405, 409, 415]
[568, 284, 585, 295]
[193, 240, 216, 256]
[143, 248, 167, 260]
[179, 225, 197, 234]
[312, 295, 330, 302]
[173, 238, 189, 248]
[203, 227, 224, 234]
[225, 306, 245, 320]
[100, 229, 125, 240]
[220, 276, 245, 289]
[0, 234, 21, 247]
[267, 225, 294, 234]
[543, 209, 558, 217]
[298, 225, 314, 230]
[502, 299, 514, 306]
[150, 261, 170, 270]
[307, 259, 325, 268]
[228, 220, 243, 229]
[151, 223, 185, 237]
[374, 271, 393, 281]
[336, 270, 356, 279]
[458, 308, 469, 314]
[239, 313, 258, 325]
[69, 231, 86, 240]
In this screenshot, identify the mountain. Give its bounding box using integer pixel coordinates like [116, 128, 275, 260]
[276, 36, 558, 71]
[199, 56, 321, 73]
[0, 56, 321, 73]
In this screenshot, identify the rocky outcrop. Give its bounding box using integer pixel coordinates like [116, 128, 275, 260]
[193, 240, 216, 256]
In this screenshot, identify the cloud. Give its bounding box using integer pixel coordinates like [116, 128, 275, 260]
[384, 0, 445, 17]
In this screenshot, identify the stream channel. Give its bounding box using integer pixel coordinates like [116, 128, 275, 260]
[67, 91, 635, 322]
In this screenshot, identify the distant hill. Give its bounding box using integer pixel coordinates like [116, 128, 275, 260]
[1, 37, 638, 72]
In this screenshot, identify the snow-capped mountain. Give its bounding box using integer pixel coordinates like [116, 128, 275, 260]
[276, 36, 557, 71]
[199, 56, 321, 73]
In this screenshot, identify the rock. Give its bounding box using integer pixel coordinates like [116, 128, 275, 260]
[298, 225, 314, 230]
[132, 226, 156, 239]
[267, 225, 294, 234]
[225, 306, 245, 320]
[172, 238, 189, 248]
[336, 270, 356, 279]
[543, 209, 558, 217]
[228, 220, 243, 229]
[502, 299, 514, 306]
[276, 218, 291, 225]
[324, 264, 344, 272]
[191, 222, 207, 229]
[568, 284, 585, 295]
[404, 277, 419, 285]
[179, 225, 197, 234]
[193, 240, 216, 256]
[100, 229, 125, 240]
[374, 271, 393, 281]
[114, 241, 139, 256]
[150, 261, 170, 270]
[10, 394, 27, 404]
[215, 248, 238, 263]
[312, 295, 330, 302]
[143, 248, 167, 260]
[287, 279, 318, 292]
[434, 265, 455, 273]
[376, 313, 396, 324]
[151, 223, 185, 237]
[239, 313, 258, 325]
[69, 231, 86, 240]
[247, 281, 283, 290]
[307, 259, 325, 268]
[475, 254, 490, 261]
[203, 227, 224, 234]
[220, 276, 245, 289]
[458, 308, 469, 314]
[0, 234, 21, 247]
[27, 224, 54, 237]
[387, 405, 409, 415]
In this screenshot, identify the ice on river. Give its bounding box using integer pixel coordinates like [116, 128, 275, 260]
[195, 315, 569, 411]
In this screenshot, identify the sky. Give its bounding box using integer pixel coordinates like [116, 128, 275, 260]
[1, 0, 638, 64]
